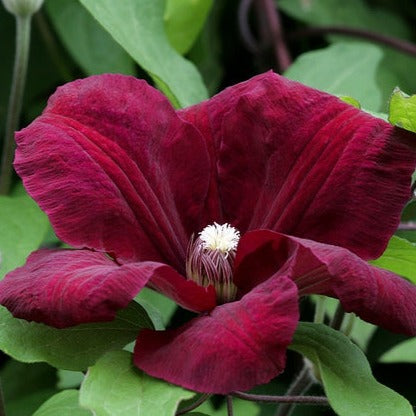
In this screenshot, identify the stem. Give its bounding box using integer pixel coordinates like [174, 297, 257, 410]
[232, 391, 328, 406]
[313, 295, 326, 324]
[0, 14, 32, 194]
[274, 364, 315, 416]
[398, 222, 416, 230]
[342, 312, 356, 338]
[238, 0, 258, 53]
[175, 394, 210, 415]
[257, 0, 291, 72]
[288, 26, 416, 57]
[330, 302, 346, 331]
[226, 396, 234, 416]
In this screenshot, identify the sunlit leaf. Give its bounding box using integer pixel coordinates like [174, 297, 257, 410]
[284, 42, 388, 111]
[379, 337, 416, 363]
[79, 350, 194, 416]
[79, 0, 208, 107]
[0, 301, 151, 371]
[33, 390, 92, 416]
[0, 192, 49, 280]
[290, 322, 414, 416]
[388, 88, 416, 133]
[45, 0, 135, 76]
[370, 236, 416, 284]
[164, 0, 213, 54]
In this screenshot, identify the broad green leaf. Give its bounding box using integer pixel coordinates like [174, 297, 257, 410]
[79, 0, 208, 107]
[164, 0, 213, 54]
[370, 236, 416, 284]
[0, 192, 49, 279]
[284, 43, 388, 111]
[280, 0, 416, 112]
[388, 88, 416, 133]
[33, 390, 92, 416]
[279, 0, 411, 39]
[79, 350, 194, 416]
[45, 0, 135, 76]
[364, 110, 388, 121]
[0, 301, 152, 371]
[379, 337, 416, 363]
[290, 322, 414, 416]
[57, 370, 84, 389]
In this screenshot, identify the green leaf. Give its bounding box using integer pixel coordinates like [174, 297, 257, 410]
[279, 0, 411, 38]
[0, 301, 152, 371]
[45, 0, 135, 76]
[284, 42, 389, 111]
[33, 390, 92, 416]
[290, 322, 414, 416]
[164, 0, 213, 54]
[370, 236, 416, 284]
[379, 337, 416, 363]
[79, 350, 194, 416]
[0, 192, 49, 280]
[57, 370, 84, 389]
[338, 95, 361, 108]
[388, 88, 416, 133]
[135, 287, 177, 329]
[79, 0, 208, 107]
[280, 0, 416, 112]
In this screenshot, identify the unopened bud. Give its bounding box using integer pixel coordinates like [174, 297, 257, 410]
[2, 0, 43, 17]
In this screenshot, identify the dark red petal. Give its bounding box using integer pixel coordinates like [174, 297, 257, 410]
[0, 249, 211, 328]
[15, 75, 210, 269]
[134, 275, 299, 394]
[234, 231, 416, 336]
[180, 72, 416, 259]
[147, 267, 217, 312]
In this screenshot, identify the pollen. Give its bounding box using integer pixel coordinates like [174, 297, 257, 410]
[198, 222, 240, 253]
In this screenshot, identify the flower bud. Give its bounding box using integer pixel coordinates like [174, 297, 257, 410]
[2, 0, 43, 17]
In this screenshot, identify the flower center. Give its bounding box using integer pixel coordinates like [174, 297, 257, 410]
[186, 223, 240, 303]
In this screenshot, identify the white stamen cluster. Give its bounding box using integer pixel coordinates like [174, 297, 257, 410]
[186, 223, 241, 303]
[198, 222, 240, 253]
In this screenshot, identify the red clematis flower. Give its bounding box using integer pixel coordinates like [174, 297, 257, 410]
[1, 72, 416, 394]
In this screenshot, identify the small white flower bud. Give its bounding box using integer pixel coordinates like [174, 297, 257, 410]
[2, 0, 43, 17]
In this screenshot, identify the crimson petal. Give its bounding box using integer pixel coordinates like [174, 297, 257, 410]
[134, 275, 299, 394]
[234, 230, 416, 336]
[0, 249, 213, 328]
[15, 75, 210, 269]
[180, 72, 416, 259]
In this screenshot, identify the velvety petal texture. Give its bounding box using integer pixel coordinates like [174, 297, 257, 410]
[14, 75, 211, 270]
[134, 275, 299, 394]
[0, 249, 211, 328]
[180, 72, 416, 259]
[234, 231, 416, 336]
